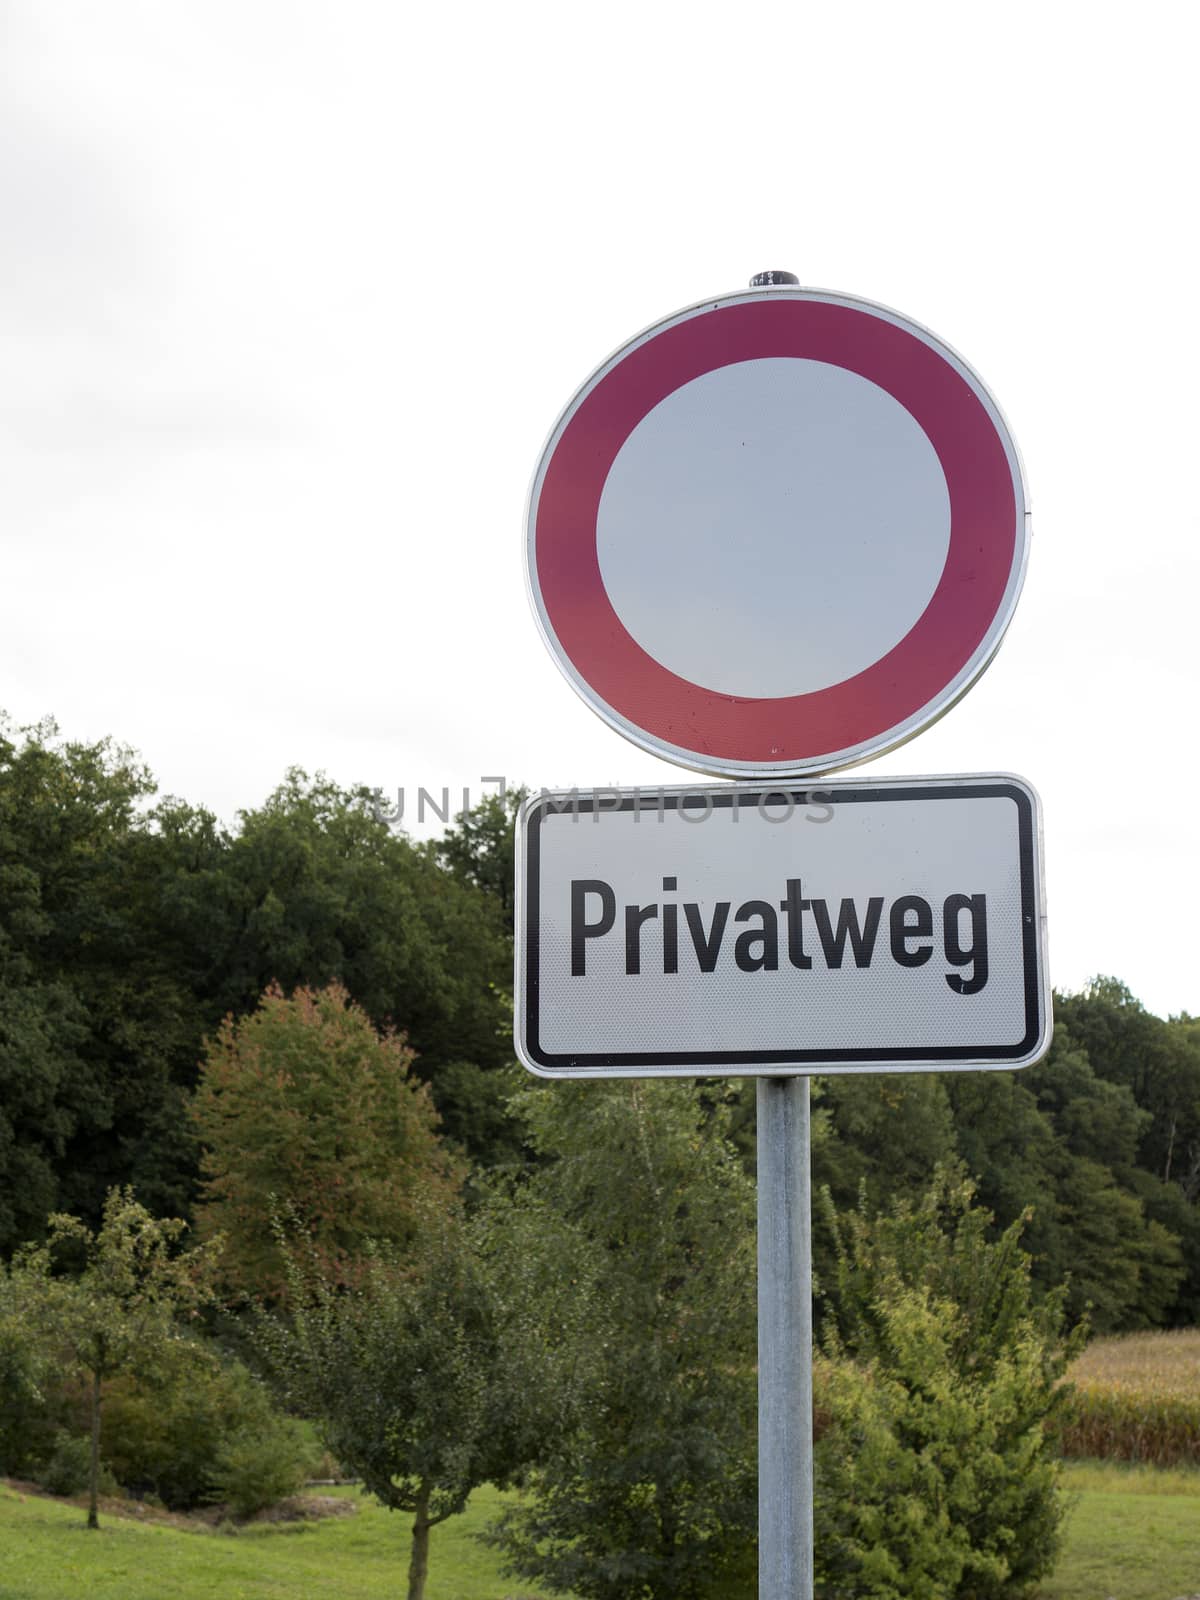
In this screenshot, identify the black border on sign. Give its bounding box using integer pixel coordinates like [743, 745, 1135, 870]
[519, 782, 1044, 1075]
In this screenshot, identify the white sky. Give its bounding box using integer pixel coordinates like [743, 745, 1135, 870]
[2, 3, 1196, 1020]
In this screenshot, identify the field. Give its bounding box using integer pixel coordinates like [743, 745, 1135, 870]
[0, 1481, 561, 1600]
[1058, 1328, 1200, 1465]
[3, 1465, 1199, 1600]
[1070, 1327, 1200, 1393]
[1037, 1462, 1200, 1600]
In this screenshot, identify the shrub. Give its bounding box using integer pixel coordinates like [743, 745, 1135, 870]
[814, 1169, 1080, 1600]
[0, 1268, 57, 1475]
[816, 1296, 1068, 1598]
[34, 1430, 91, 1496]
[35, 1430, 119, 1499]
[99, 1345, 313, 1511]
[210, 1416, 310, 1516]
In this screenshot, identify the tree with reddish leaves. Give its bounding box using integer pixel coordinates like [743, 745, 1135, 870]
[191, 982, 460, 1301]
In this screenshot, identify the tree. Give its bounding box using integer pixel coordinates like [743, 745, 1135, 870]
[0, 1256, 56, 1476]
[225, 773, 511, 1076]
[436, 784, 525, 923]
[1165, 1013, 1200, 1200]
[13, 1187, 222, 1528]
[1, 724, 517, 1239]
[191, 770, 514, 1163]
[812, 1072, 959, 1211]
[947, 1015, 1190, 1330]
[0, 715, 202, 1245]
[191, 982, 460, 1301]
[1057, 979, 1200, 1189]
[256, 1214, 524, 1600]
[488, 1078, 758, 1600]
[0, 937, 87, 1251]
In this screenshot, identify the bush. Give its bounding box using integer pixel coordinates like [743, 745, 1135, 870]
[35, 1430, 119, 1499]
[1, 1268, 310, 1513]
[814, 1169, 1080, 1600]
[99, 1345, 313, 1511]
[34, 1430, 91, 1496]
[210, 1416, 309, 1516]
[0, 1269, 57, 1475]
[816, 1300, 1067, 1598]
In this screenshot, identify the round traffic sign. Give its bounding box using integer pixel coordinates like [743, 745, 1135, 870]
[525, 287, 1029, 778]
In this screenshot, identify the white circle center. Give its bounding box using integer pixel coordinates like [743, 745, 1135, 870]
[596, 358, 952, 698]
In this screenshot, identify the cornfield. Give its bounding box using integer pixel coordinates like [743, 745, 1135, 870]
[1056, 1328, 1200, 1466]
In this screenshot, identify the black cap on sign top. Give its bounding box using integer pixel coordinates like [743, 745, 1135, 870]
[750, 270, 800, 286]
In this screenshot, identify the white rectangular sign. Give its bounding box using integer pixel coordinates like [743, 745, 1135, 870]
[515, 776, 1049, 1078]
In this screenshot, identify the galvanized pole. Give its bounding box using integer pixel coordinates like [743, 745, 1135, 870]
[756, 1074, 813, 1600]
[746, 266, 813, 1600]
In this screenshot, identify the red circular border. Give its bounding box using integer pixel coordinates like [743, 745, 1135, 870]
[533, 298, 1018, 765]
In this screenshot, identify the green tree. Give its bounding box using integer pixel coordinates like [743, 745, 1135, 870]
[815, 1169, 1081, 1599]
[226, 774, 511, 1079]
[0, 715, 202, 1244]
[947, 1017, 1189, 1330]
[0, 1256, 56, 1475]
[13, 1187, 222, 1528]
[1057, 979, 1200, 1190]
[257, 1215, 523, 1600]
[436, 784, 524, 923]
[488, 1078, 758, 1600]
[813, 1073, 959, 1211]
[1, 724, 517, 1238]
[190, 770, 514, 1163]
[1164, 1012, 1200, 1199]
[191, 982, 459, 1301]
[1052, 983, 1200, 1321]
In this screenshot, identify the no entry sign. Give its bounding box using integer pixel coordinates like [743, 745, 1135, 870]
[515, 776, 1048, 1078]
[526, 288, 1030, 778]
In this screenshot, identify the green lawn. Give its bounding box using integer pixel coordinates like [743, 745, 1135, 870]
[1036, 1462, 1200, 1600]
[0, 1482, 562, 1600]
[3, 1465, 1197, 1600]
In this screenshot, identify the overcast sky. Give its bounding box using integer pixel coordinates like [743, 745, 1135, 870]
[2, 3, 1196, 1020]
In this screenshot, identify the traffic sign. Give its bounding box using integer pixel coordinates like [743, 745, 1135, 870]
[526, 288, 1030, 778]
[515, 776, 1048, 1077]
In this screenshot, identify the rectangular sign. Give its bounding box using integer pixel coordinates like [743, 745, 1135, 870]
[515, 776, 1049, 1078]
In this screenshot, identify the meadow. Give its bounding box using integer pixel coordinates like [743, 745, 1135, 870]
[3, 1463, 1199, 1600]
[1038, 1462, 1200, 1600]
[0, 1481, 559, 1600]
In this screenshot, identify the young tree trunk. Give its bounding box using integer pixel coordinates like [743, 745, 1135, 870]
[87, 1368, 102, 1530]
[406, 1481, 432, 1600]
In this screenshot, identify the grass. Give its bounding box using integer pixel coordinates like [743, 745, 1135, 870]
[0, 1481, 564, 1600]
[1058, 1328, 1200, 1465]
[3, 1462, 1198, 1600]
[1036, 1460, 1200, 1600]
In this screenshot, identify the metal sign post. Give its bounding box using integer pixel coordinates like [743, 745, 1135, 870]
[757, 1075, 813, 1599]
[518, 274, 1044, 1600]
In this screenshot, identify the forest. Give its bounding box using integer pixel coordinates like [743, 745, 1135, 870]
[2, 712, 1198, 1600]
